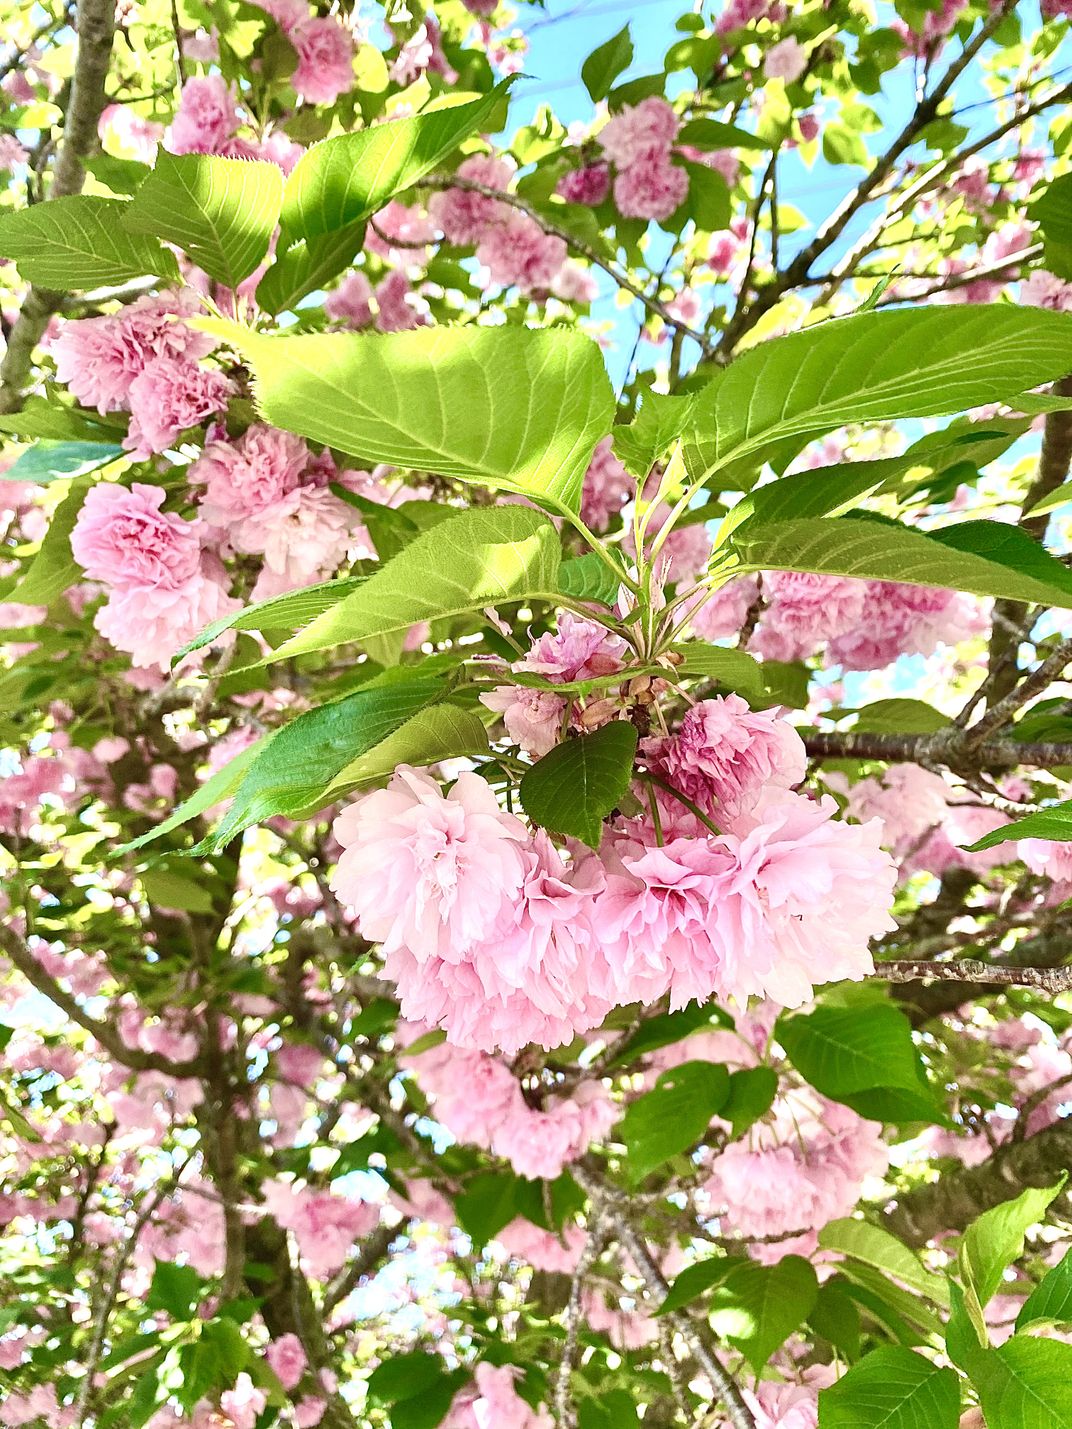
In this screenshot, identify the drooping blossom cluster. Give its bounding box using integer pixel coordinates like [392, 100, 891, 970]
[260, 1178, 380, 1280]
[50, 290, 233, 457]
[331, 670, 897, 1053]
[693, 570, 988, 669]
[402, 1032, 616, 1180]
[70, 483, 238, 670]
[598, 96, 689, 222]
[442, 1362, 553, 1429]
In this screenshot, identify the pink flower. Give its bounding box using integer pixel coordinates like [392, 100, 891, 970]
[99, 103, 161, 162]
[764, 36, 807, 81]
[166, 75, 239, 155]
[190, 424, 309, 530]
[325, 270, 374, 327]
[751, 571, 866, 661]
[93, 558, 239, 670]
[261, 1180, 379, 1279]
[220, 1375, 267, 1429]
[581, 436, 633, 531]
[404, 1042, 526, 1146]
[496, 1218, 586, 1273]
[642, 695, 806, 820]
[491, 1105, 577, 1179]
[1021, 269, 1072, 311]
[1020, 838, 1072, 883]
[124, 357, 235, 456]
[375, 268, 428, 331]
[266, 1333, 307, 1391]
[552, 261, 600, 304]
[556, 162, 611, 206]
[599, 97, 679, 168]
[713, 790, 897, 1007]
[248, 486, 354, 599]
[0, 133, 28, 170]
[479, 685, 566, 757]
[582, 1289, 658, 1350]
[476, 209, 567, 292]
[521, 611, 628, 682]
[430, 153, 514, 244]
[330, 766, 531, 963]
[798, 112, 820, 142]
[72, 483, 202, 591]
[690, 575, 759, 641]
[51, 290, 213, 414]
[613, 152, 689, 221]
[444, 1363, 553, 1429]
[290, 15, 355, 105]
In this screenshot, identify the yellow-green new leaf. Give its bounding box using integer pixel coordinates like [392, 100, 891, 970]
[0, 195, 179, 288]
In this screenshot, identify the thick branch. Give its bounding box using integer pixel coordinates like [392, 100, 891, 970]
[875, 959, 1072, 995]
[0, 0, 117, 414]
[801, 727, 1072, 772]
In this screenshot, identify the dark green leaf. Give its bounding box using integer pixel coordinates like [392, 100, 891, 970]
[964, 799, 1072, 853]
[707, 1257, 819, 1371]
[721, 1065, 778, 1139]
[2, 439, 124, 485]
[520, 722, 638, 848]
[146, 1261, 203, 1320]
[969, 1335, 1072, 1429]
[1017, 1249, 1072, 1331]
[582, 26, 634, 103]
[618, 1060, 729, 1185]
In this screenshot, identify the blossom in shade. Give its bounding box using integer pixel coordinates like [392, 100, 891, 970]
[260, 1180, 379, 1279]
[50, 290, 213, 415]
[166, 75, 239, 154]
[598, 96, 679, 168]
[476, 209, 568, 292]
[124, 357, 235, 456]
[374, 268, 428, 331]
[719, 1366, 838, 1429]
[1021, 269, 1072, 311]
[520, 611, 628, 682]
[556, 162, 611, 206]
[479, 685, 566, 757]
[266, 1334, 307, 1391]
[330, 766, 531, 963]
[552, 261, 599, 303]
[496, 1218, 586, 1273]
[290, 15, 355, 105]
[581, 436, 633, 531]
[642, 695, 807, 820]
[751, 570, 865, 661]
[430, 153, 514, 244]
[613, 152, 689, 221]
[690, 575, 759, 641]
[443, 1363, 553, 1429]
[325, 270, 374, 327]
[0, 133, 28, 169]
[190, 424, 309, 532]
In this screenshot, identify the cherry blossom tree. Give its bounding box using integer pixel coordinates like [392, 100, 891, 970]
[6, 2, 1072, 1427]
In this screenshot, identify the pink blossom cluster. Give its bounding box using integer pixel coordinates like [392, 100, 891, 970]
[330, 694, 896, 1053]
[481, 612, 629, 757]
[325, 266, 430, 332]
[260, 1178, 380, 1279]
[701, 1089, 888, 1260]
[189, 424, 358, 599]
[443, 1362, 553, 1429]
[429, 153, 569, 294]
[598, 96, 688, 222]
[255, 4, 357, 107]
[893, 0, 969, 57]
[51, 290, 234, 457]
[70, 483, 238, 670]
[716, 0, 787, 35]
[401, 1034, 615, 1179]
[731, 571, 990, 669]
[580, 435, 634, 531]
[166, 74, 304, 170]
[715, 1365, 837, 1429]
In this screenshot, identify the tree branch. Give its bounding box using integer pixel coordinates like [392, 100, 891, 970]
[0, 0, 117, 414]
[801, 727, 1072, 772]
[874, 959, 1072, 995]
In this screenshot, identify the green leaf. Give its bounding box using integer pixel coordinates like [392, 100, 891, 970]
[818, 1346, 960, 1428]
[123, 153, 283, 288]
[658, 1257, 735, 1315]
[1031, 173, 1072, 280]
[818, 1219, 950, 1308]
[113, 737, 265, 855]
[455, 1170, 523, 1238]
[248, 506, 561, 667]
[9, 477, 92, 605]
[256, 219, 366, 315]
[853, 699, 950, 736]
[706, 1257, 819, 1371]
[721, 1064, 778, 1139]
[178, 574, 366, 660]
[279, 82, 514, 246]
[2, 439, 124, 486]
[776, 1002, 942, 1124]
[1017, 1250, 1072, 1331]
[670, 641, 764, 696]
[603, 1003, 731, 1068]
[964, 800, 1072, 853]
[195, 318, 614, 517]
[146, 1261, 203, 1320]
[367, 1350, 445, 1404]
[519, 722, 638, 849]
[683, 161, 731, 232]
[188, 677, 446, 852]
[0, 402, 126, 444]
[559, 552, 625, 606]
[684, 306, 1072, 487]
[959, 1181, 1065, 1344]
[0, 195, 178, 288]
[611, 392, 693, 477]
[293, 703, 490, 814]
[809, 1278, 862, 1361]
[618, 1060, 729, 1185]
[676, 116, 771, 151]
[582, 26, 634, 103]
[139, 869, 216, 913]
[729, 515, 1072, 611]
[969, 1335, 1072, 1429]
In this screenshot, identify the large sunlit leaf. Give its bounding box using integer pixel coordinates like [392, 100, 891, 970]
[278, 81, 514, 246]
[244, 505, 561, 666]
[818, 1219, 949, 1308]
[195, 318, 614, 515]
[256, 220, 366, 314]
[959, 1181, 1065, 1344]
[123, 153, 283, 288]
[684, 306, 1072, 486]
[970, 1335, 1072, 1429]
[0, 194, 179, 288]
